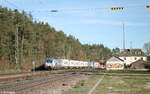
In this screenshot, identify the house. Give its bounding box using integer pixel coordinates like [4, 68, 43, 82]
[106, 56, 124, 70]
[119, 49, 147, 65]
[130, 59, 147, 69]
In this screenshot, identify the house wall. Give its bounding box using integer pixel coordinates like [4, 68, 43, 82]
[106, 61, 124, 70]
[119, 56, 147, 65]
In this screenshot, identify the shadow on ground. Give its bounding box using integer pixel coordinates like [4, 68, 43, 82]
[31, 64, 46, 71]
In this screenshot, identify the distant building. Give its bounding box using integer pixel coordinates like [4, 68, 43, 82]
[106, 56, 124, 70]
[119, 49, 147, 65]
[130, 59, 147, 69]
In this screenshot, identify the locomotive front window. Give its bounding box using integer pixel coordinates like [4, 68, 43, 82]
[46, 59, 52, 63]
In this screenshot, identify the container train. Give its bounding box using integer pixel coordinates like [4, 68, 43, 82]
[44, 58, 102, 70]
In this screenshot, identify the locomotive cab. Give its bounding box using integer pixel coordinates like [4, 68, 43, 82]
[45, 58, 55, 70]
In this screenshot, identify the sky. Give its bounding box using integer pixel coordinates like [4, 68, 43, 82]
[0, 0, 150, 49]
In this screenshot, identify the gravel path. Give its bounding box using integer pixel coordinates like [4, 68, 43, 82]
[88, 75, 105, 94]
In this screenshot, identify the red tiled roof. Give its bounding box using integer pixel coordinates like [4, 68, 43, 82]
[131, 59, 147, 64]
[119, 49, 146, 56]
[130, 59, 147, 69]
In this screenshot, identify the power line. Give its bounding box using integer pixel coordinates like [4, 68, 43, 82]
[3, 0, 21, 10]
[1, 0, 150, 13]
[47, 4, 150, 12]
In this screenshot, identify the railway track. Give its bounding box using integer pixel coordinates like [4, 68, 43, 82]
[0, 72, 81, 94]
[0, 70, 71, 83]
[0, 68, 101, 83]
[0, 72, 31, 76]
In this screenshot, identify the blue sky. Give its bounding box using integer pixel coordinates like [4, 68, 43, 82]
[0, 0, 150, 49]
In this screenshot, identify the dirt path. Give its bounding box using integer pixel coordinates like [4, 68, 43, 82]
[88, 75, 105, 94]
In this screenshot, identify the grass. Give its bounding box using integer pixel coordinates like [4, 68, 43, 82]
[63, 74, 103, 94]
[101, 69, 150, 74]
[63, 71, 150, 94]
[94, 73, 150, 94]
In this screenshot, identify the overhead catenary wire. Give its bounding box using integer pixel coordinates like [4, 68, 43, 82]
[7, 4, 147, 13]
[41, 4, 150, 13]
[1, 0, 150, 13]
[2, 0, 21, 10]
[1, 0, 150, 12]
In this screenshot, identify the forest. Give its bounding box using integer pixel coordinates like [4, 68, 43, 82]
[0, 6, 113, 71]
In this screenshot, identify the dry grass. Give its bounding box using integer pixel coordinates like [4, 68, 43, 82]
[63, 74, 103, 94]
[93, 74, 150, 94]
[63, 72, 150, 94]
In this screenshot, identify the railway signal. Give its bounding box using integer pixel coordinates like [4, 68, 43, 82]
[146, 6, 150, 8]
[110, 7, 124, 10]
